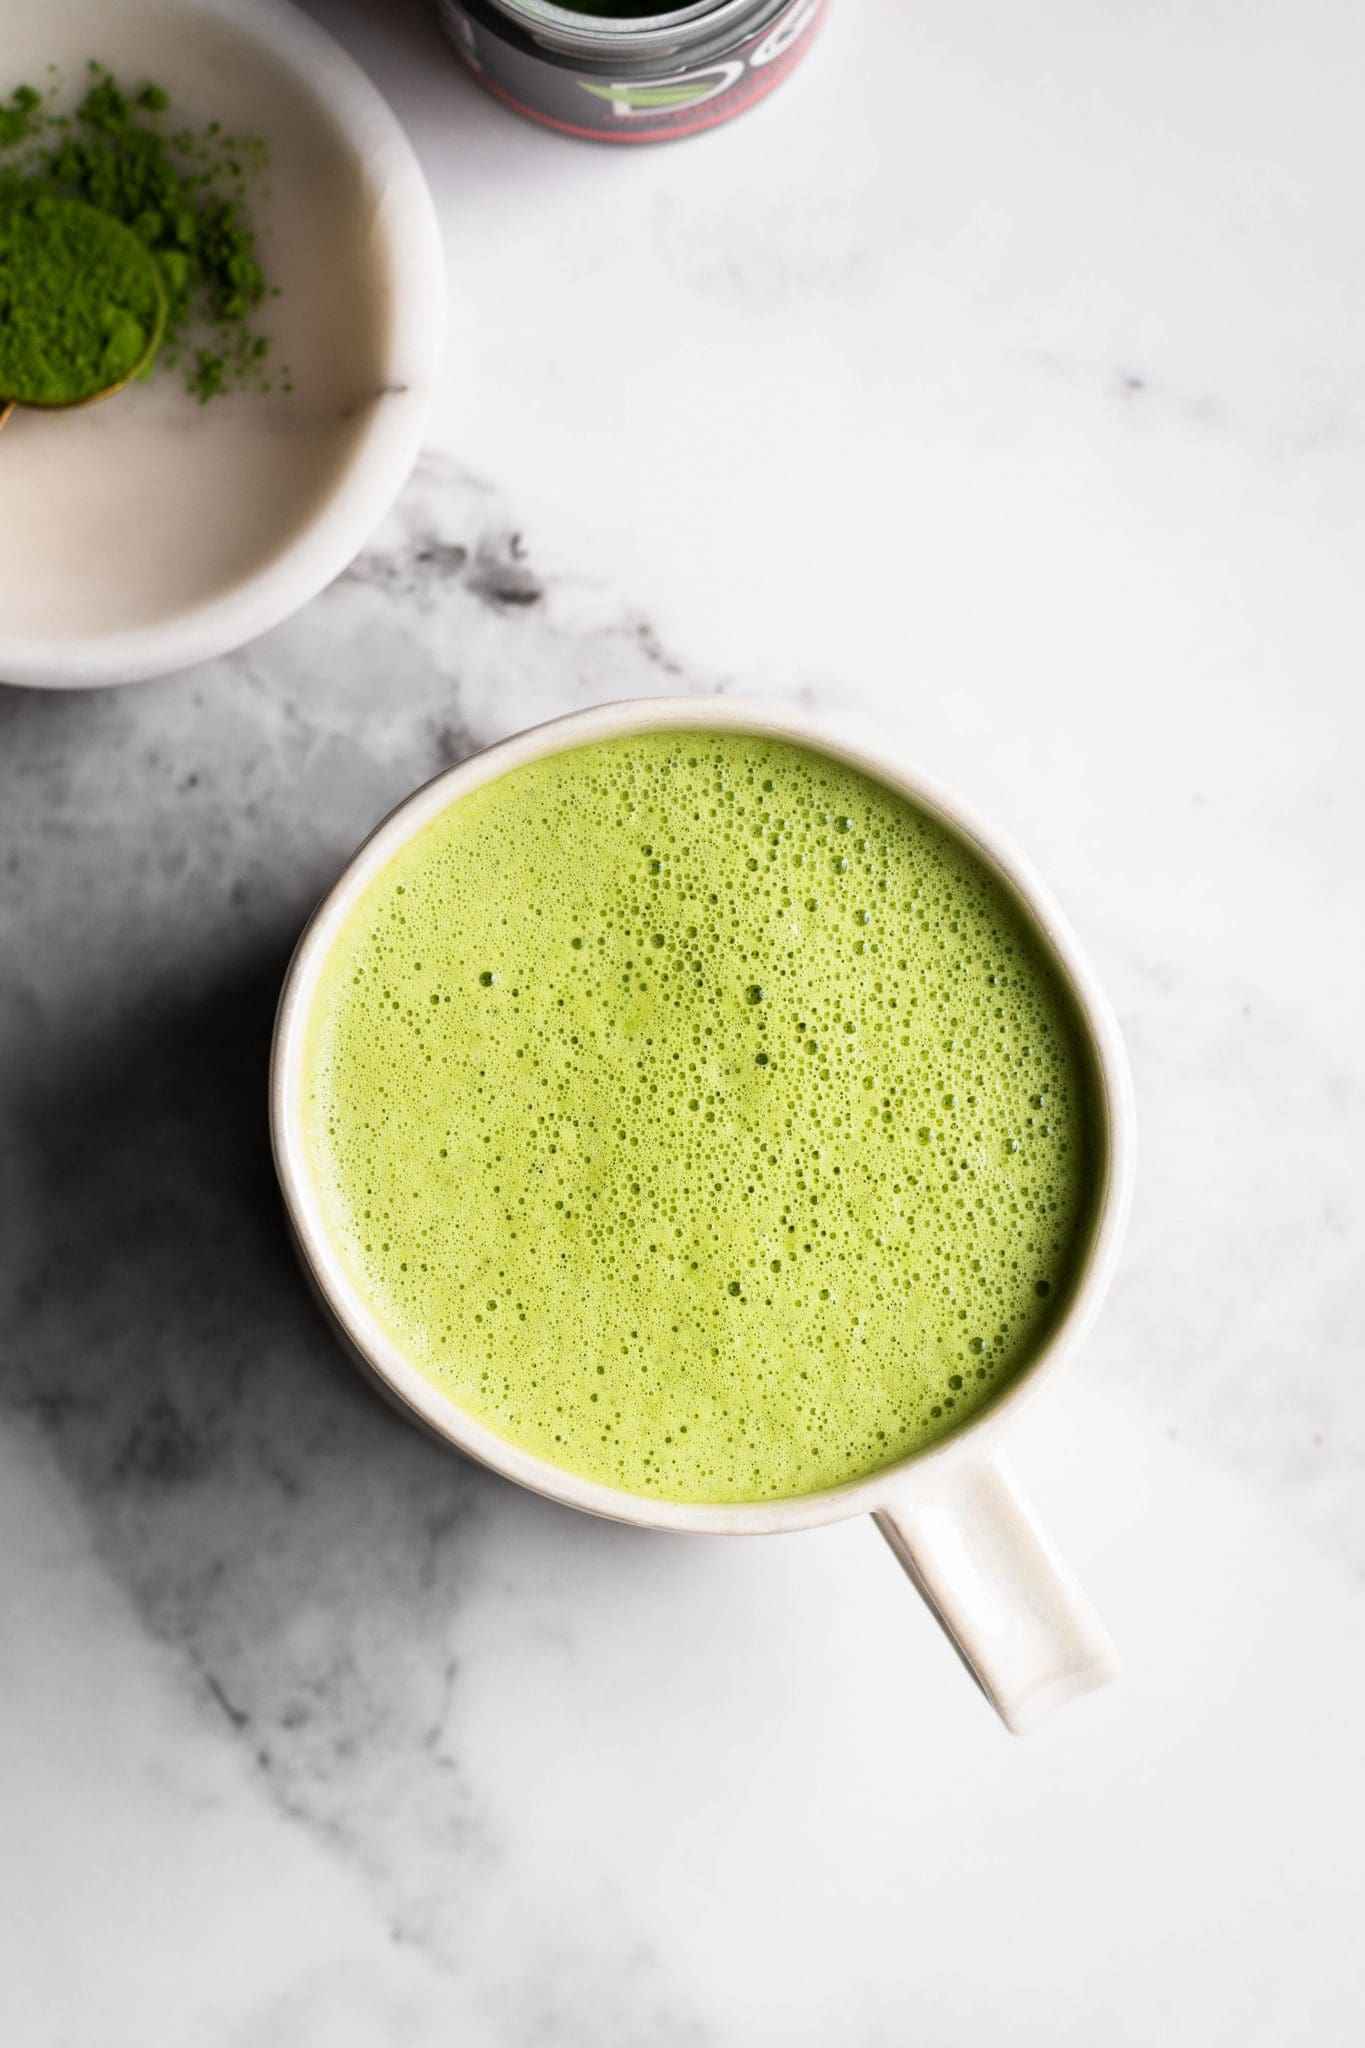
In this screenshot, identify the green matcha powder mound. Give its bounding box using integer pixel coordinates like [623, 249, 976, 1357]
[0, 190, 166, 405]
[0, 64, 287, 402]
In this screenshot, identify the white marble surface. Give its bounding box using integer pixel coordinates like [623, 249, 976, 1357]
[2, 0, 1363, 2040]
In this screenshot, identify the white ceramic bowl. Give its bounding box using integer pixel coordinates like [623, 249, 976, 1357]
[0, 0, 443, 689]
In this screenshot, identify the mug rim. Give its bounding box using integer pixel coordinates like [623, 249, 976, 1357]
[270, 696, 1135, 1534]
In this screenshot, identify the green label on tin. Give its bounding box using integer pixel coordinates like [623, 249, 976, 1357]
[578, 75, 735, 112]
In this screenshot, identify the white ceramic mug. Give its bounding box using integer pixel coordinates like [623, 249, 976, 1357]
[271, 698, 1135, 1733]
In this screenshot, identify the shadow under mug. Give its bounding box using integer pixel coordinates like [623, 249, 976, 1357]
[270, 698, 1136, 1733]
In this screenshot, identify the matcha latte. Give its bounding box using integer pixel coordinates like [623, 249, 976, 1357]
[301, 733, 1100, 1504]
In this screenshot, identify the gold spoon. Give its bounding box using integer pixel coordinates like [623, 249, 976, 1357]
[0, 196, 168, 430]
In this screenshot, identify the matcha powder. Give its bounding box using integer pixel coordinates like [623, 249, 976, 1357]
[0, 65, 287, 402]
[0, 191, 166, 405]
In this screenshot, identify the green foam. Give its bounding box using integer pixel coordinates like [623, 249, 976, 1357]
[302, 732, 1100, 1503]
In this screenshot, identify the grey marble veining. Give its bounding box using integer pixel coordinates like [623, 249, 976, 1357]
[1, 455, 729, 1962]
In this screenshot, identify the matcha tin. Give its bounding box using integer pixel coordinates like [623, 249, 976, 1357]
[433, 0, 825, 143]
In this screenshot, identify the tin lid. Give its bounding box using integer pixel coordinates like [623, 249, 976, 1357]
[484, 0, 769, 59]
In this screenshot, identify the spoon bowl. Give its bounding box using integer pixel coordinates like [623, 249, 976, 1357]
[0, 193, 168, 428]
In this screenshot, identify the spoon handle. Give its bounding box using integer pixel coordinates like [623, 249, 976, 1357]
[0, 402, 13, 433]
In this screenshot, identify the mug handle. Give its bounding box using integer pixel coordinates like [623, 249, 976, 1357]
[873, 1452, 1118, 1734]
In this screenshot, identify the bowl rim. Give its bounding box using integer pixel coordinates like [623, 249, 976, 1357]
[0, 0, 444, 691]
[270, 695, 1137, 1534]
